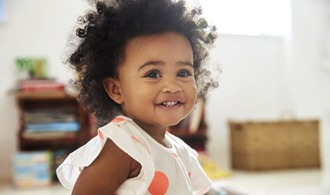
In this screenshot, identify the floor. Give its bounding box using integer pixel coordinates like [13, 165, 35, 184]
[0, 169, 329, 195]
[0, 183, 69, 195]
[213, 168, 330, 195]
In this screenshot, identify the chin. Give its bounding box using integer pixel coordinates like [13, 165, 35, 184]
[163, 116, 186, 127]
[171, 119, 184, 125]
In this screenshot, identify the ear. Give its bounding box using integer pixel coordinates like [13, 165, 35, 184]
[103, 78, 124, 104]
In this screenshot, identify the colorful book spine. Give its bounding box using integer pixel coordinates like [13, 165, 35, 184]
[12, 151, 52, 188]
[18, 79, 65, 92]
[25, 122, 80, 132]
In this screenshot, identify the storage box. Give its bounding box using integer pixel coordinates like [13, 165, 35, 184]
[229, 119, 320, 170]
[12, 151, 52, 188]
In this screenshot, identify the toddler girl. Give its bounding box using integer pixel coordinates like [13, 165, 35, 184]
[56, 0, 218, 194]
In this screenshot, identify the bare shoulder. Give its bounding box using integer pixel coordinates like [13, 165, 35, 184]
[72, 139, 141, 195]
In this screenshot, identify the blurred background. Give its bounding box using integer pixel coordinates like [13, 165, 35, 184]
[0, 0, 329, 194]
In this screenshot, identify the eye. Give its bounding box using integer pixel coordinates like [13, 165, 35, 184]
[177, 69, 192, 77]
[145, 70, 161, 79]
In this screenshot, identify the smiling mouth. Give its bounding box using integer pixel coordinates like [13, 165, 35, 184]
[161, 101, 180, 107]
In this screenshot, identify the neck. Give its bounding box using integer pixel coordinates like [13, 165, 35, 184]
[134, 121, 169, 147]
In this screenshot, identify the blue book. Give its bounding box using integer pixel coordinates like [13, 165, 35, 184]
[25, 122, 80, 132]
[12, 151, 52, 188]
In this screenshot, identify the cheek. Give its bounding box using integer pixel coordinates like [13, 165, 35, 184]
[122, 85, 150, 105]
[182, 85, 197, 108]
[187, 82, 198, 99]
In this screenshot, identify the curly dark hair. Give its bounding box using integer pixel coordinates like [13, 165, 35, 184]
[64, 0, 218, 125]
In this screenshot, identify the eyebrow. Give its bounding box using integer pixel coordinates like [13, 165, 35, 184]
[137, 60, 193, 72]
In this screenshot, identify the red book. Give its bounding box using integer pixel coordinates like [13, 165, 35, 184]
[19, 79, 65, 92]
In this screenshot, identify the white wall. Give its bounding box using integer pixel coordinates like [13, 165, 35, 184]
[206, 35, 289, 168]
[205, 0, 330, 169]
[0, 0, 88, 181]
[0, 0, 329, 181]
[290, 0, 330, 176]
[291, 0, 330, 115]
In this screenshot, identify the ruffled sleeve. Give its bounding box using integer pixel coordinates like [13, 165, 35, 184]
[56, 116, 155, 194]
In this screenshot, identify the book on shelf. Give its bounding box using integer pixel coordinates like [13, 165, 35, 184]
[25, 121, 80, 132]
[24, 110, 77, 124]
[22, 131, 77, 140]
[17, 79, 65, 92]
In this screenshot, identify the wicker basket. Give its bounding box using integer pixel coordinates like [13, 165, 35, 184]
[229, 119, 320, 170]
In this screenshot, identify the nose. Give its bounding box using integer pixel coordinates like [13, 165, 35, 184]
[161, 79, 182, 93]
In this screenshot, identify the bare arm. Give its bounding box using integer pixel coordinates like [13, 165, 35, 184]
[72, 139, 141, 195]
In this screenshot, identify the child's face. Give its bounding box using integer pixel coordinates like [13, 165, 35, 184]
[105, 32, 197, 129]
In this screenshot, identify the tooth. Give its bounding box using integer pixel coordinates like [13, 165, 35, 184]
[162, 101, 178, 107]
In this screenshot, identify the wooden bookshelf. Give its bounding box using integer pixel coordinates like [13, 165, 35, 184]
[16, 91, 208, 153]
[16, 91, 94, 152]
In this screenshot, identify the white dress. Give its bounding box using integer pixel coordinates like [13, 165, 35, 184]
[56, 115, 212, 195]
